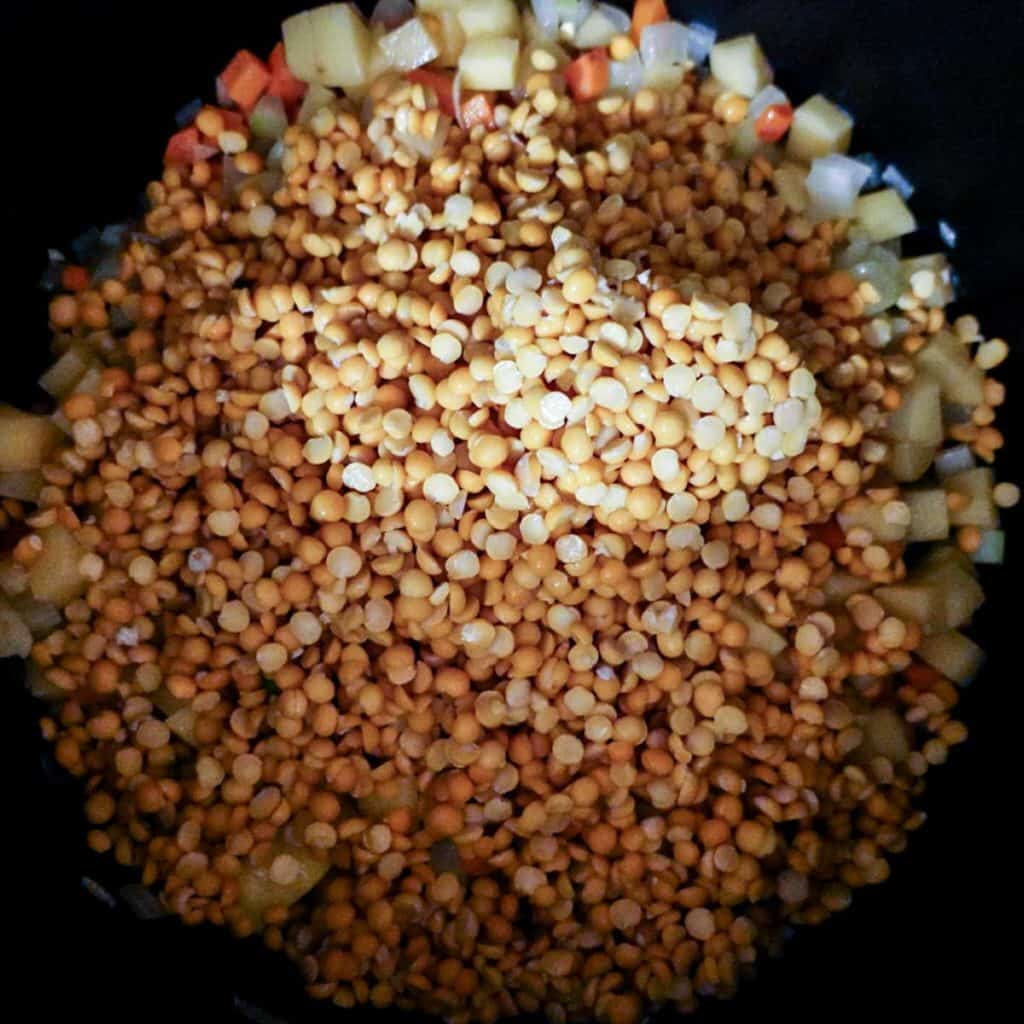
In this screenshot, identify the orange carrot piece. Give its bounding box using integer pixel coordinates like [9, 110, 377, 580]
[565, 49, 610, 103]
[631, 0, 669, 43]
[807, 520, 846, 551]
[164, 127, 205, 165]
[405, 68, 456, 117]
[267, 43, 307, 106]
[905, 660, 944, 689]
[461, 93, 495, 130]
[61, 266, 90, 293]
[219, 50, 272, 111]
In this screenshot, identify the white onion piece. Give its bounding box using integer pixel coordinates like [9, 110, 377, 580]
[934, 444, 976, 479]
[748, 85, 789, 121]
[685, 21, 716, 64]
[379, 17, 439, 72]
[640, 21, 688, 69]
[972, 529, 1005, 564]
[370, 0, 413, 30]
[881, 163, 915, 199]
[598, 2, 631, 33]
[531, 0, 560, 37]
[609, 54, 643, 94]
[557, 0, 593, 35]
[395, 116, 452, 159]
[576, 5, 625, 48]
[806, 154, 872, 220]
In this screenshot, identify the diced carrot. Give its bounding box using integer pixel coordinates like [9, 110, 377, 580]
[904, 659, 944, 689]
[631, 0, 669, 43]
[218, 50, 272, 111]
[61, 266, 90, 293]
[461, 93, 495, 130]
[164, 127, 205, 165]
[755, 103, 794, 142]
[405, 69, 456, 117]
[565, 49, 610, 103]
[267, 42, 307, 106]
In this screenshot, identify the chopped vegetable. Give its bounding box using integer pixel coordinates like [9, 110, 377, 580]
[27, 525, 86, 606]
[577, 4, 631, 48]
[406, 67, 456, 115]
[709, 33, 771, 97]
[0, 406, 62, 472]
[218, 50, 272, 110]
[249, 94, 288, 139]
[904, 488, 950, 542]
[380, 16, 441, 71]
[371, 0, 415, 28]
[915, 631, 985, 685]
[565, 47, 609, 100]
[854, 188, 918, 242]
[266, 43, 308, 105]
[164, 126, 216, 165]
[0, 598, 32, 659]
[457, 0, 521, 39]
[458, 35, 520, 90]
[283, 4, 375, 88]
[805, 154, 872, 219]
[460, 92, 495, 128]
[944, 468, 998, 529]
[630, 0, 668, 44]
[786, 94, 853, 162]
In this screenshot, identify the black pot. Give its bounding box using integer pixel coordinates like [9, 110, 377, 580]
[4, 3, 1020, 1023]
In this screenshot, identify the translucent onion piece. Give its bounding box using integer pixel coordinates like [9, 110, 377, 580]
[531, 0, 560, 37]
[379, 17, 440, 72]
[576, 4, 630, 48]
[934, 444, 976, 479]
[806, 154, 872, 220]
[370, 0, 413, 30]
[249, 95, 288, 140]
[640, 21, 689, 69]
[396, 113, 453, 159]
[748, 84, 788, 121]
[608, 54, 643, 94]
[882, 163, 915, 199]
[685, 21, 717, 64]
[850, 254, 904, 315]
[972, 529, 1005, 564]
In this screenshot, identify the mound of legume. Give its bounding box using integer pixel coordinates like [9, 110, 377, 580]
[0, 3, 1016, 1023]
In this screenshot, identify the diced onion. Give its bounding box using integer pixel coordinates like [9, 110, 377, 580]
[370, 0, 413, 30]
[806, 154, 872, 220]
[972, 529, 1005, 565]
[532, 0, 560, 37]
[576, 3, 631, 47]
[748, 85, 788, 121]
[379, 18, 440, 72]
[881, 163, 915, 199]
[249, 95, 288, 140]
[639, 21, 689, 69]
[851, 153, 883, 189]
[684, 21, 716, 64]
[395, 114, 452, 159]
[598, 2, 630, 34]
[934, 444, 976, 479]
[608, 54, 643, 95]
[556, 0, 593, 35]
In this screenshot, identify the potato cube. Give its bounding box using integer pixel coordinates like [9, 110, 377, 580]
[239, 840, 330, 923]
[9, 594, 61, 638]
[785, 94, 853, 163]
[821, 572, 872, 607]
[904, 489, 949, 542]
[709, 34, 772, 98]
[728, 602, 786, 657]
[915, 630, 984, 686]
[944, 467, 998, 528]
[459, 35, 520, 90]
[857, 708, 910, 764]
[432, 10, 467, 66]
[914, 330, 984, 407]
[28, 525, 86, 606]
[888, 441, 937, 483]
[0, 598, 33, 659]
[284, 4, 374, 88]
[39, 347, 95, 399]
[886, 373, 941, 447]
[0, 470, 44, 502]
[457, 0, 520, 39]
[854, 188, 917, 242]
[837, 499, 908, 543]
[874, 583, 943, 627]
[0, 405, 63, 472]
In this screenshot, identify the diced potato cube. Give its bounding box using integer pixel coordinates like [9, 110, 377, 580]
[888, 441, 937, 483]
[728, 602, 786, 657]
[857, 708, 910, 764]
[728, 117, 763, 160]
[944, 467, 998, 528]
[904, 489, 949, 542]
[431, 10, 467, 66]
[709, 34, 772, 98]
[901, 254, 955, 309]
[914, 330, 984, 407]
[28, 525, 86, 606]
[887, 373, 941, 447]
[915, 630, 984, 686]
[915, 558, 985, 630]
[379, 17, 440, 71]
[785, 94, 853, 163]
[9, 593, 61, 638]
[0, 470, 44, 502]
[0, 559, 29, 597]
[39, 347, 95, 399]
[917, 544, 972, 575]
[459, 35, 520, 90]
[0, 405, 63, 472]
[0, 598, 33, 658]
[239, 840, 330, 923]
[837, 499, 908, 543]
[284, 4, 374, 88]
[457, 0, 520, 39]
[644, 62, 686, 91]
[874, 583, 943, 627]
[821, 571, 872, 607]
[854, 188, 917, 242]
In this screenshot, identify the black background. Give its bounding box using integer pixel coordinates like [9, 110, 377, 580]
[3, 2, 1022, 1023]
